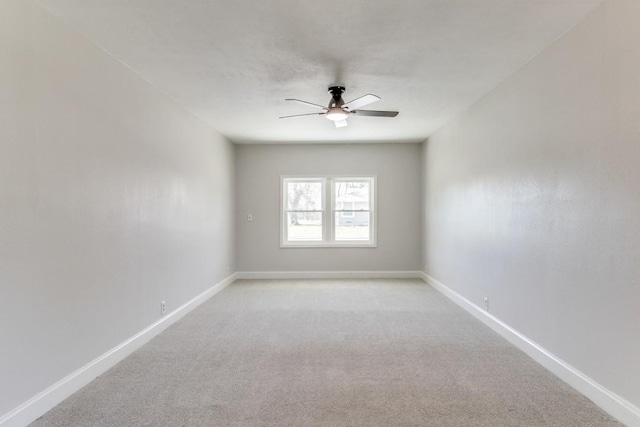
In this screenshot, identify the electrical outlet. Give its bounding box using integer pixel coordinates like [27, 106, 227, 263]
[484, 297, 489, 311]
[160, 300, 166, 316]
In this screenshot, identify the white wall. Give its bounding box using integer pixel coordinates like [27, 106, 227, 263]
[0, 0, 235, 419]
[423, 0, 640, 413]
[236, 143, 422, 272]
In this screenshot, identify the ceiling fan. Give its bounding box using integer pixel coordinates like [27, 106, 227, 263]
[279, 86, 399, 128]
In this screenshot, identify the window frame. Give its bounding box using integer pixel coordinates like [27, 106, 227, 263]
[280, 175, 377, 248]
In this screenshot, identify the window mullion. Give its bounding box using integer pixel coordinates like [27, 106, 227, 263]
[327, 178, 334, 243]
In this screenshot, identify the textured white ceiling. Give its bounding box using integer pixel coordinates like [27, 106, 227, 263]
[38, 0, 600, 143]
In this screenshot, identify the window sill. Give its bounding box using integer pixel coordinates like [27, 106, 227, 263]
[281, 242, 377, 249]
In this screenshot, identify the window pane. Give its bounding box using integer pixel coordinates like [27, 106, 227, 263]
[287, 181, 322, 210]
[335, 181, 369, 210]
[335, 212, 370, 241]
[287, 212, 323, 241]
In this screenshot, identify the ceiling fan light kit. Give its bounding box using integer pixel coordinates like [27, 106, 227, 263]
[280, 86, 399, 128]
[325, 107, 349, 121]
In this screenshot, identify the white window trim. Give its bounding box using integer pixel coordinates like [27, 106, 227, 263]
[280, 175, 377, 248]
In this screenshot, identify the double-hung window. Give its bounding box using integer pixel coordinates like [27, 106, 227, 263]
[281, 176, 376, 247]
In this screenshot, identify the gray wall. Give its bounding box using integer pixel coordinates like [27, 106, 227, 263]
[423, 0, 640, 410]
[236, 143, 422, 272]
[0, 0, 235, 417]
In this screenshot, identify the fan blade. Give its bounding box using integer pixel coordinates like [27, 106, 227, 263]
[352, 109, 399, 117]
[343, 94, 380, 110]
[334, 119, 348, 128]
[285, 99, 328, 110]
[279, 112, 325, 119]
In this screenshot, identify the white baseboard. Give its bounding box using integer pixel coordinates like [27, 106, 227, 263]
[236, 271, 424, 280]
[420, 272, 640, 427]
[0, 273, 237, 427]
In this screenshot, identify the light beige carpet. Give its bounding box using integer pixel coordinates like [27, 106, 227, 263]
[32, 279, 621, 426]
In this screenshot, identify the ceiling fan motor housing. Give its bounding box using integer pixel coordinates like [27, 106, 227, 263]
[325, 86, 347, 121]
[328, 86, 346, 108]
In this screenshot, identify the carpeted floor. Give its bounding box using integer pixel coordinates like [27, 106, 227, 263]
[32, 279, 622, 426]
